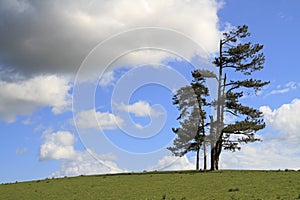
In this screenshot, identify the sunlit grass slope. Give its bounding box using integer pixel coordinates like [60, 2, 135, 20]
[1, 170, 300, 199]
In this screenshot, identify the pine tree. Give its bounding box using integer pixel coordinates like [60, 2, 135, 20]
[168, 74, 209, 170]
[193, 25, 269, 170]
[169, 25, 269, 171]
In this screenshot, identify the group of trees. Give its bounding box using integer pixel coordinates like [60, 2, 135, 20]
[168, 25, 270, 171]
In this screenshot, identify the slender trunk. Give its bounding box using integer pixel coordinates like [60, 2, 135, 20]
[201, 108, 207, 171]
[209, 115, 215, 171]
[211, 39, 223, 171]
[196, 147, 200, 170]
[209, 115, 216, 171]
[203, 140, 207, 170]
[215, 74, 226, 170]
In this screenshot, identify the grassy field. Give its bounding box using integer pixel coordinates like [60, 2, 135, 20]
[1, 170, 300, 199]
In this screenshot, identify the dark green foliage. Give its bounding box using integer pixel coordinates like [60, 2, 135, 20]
[168, 75, 209, 170]
[170, 25, 269, 171]
[211, 25, 269, 167]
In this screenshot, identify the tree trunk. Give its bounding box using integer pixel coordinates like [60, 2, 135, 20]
[210, 146, 218, 171]
[210, 115, 217, 171]
[196, 147, 200, 170]
[215, 74, 226, 171]
[210, 39, 224, 171]
[215, 157, 219, 170]
[203, 141, 207, 170]
[210, 147, 214, 170]
[215, 140, 221, 170]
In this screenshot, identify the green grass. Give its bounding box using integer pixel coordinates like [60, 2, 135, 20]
[1, 170, 300, 199]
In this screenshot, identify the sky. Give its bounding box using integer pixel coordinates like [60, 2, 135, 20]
[0, 0, 299, 183]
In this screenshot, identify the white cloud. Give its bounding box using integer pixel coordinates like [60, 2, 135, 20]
[268, 81, 298, 95]
[111, 50, 174, 69]
[116, 101, 162, 117]
[99, 71, 115, 87]
[39, 130, 124, 177]
[0, 75, 71, 122]
[52, 150, 124, 178]
[0, 0, 222, 75]
[260, 98, 300, 143]
[218, 99, 300, 170]
[285, 81, 297, 89]
[75, 109, 123, 130]
[220, 140, 300, 170]
[269, 88, 290, 95]
[99, 51, 175, 86]
[39, 131, 76, 160]
[148, 155, 195, 171]
[0, 0, 223, 123]
[135, 123, 144, 129]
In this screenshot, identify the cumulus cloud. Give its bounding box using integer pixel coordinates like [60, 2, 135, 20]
[39, 131, 76, 160]
[220, 140, 300, 170]
[0, 0, 221, 76]
[39, 130, 124, 177]
[148, 155, 195, 171]
[75, 109, 123, 130]
[116, 100, 162, 117]
[0, 0, 222, 123]
[260, 98, 300, 143]
[0, 75, 71, 122]
[219, 99, 300, 170]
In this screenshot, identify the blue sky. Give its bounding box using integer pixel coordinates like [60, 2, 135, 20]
[0, 0, 299, 183]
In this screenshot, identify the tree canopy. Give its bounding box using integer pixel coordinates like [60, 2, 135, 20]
[168, 25, 269, 170]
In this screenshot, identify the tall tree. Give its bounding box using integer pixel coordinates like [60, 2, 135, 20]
[169, 25, 269, 171]
[193, 25, 269, 170]
[168, 74, 209, 170]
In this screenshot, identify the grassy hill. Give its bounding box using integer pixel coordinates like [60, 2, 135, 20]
[1, 170, 300, 199]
